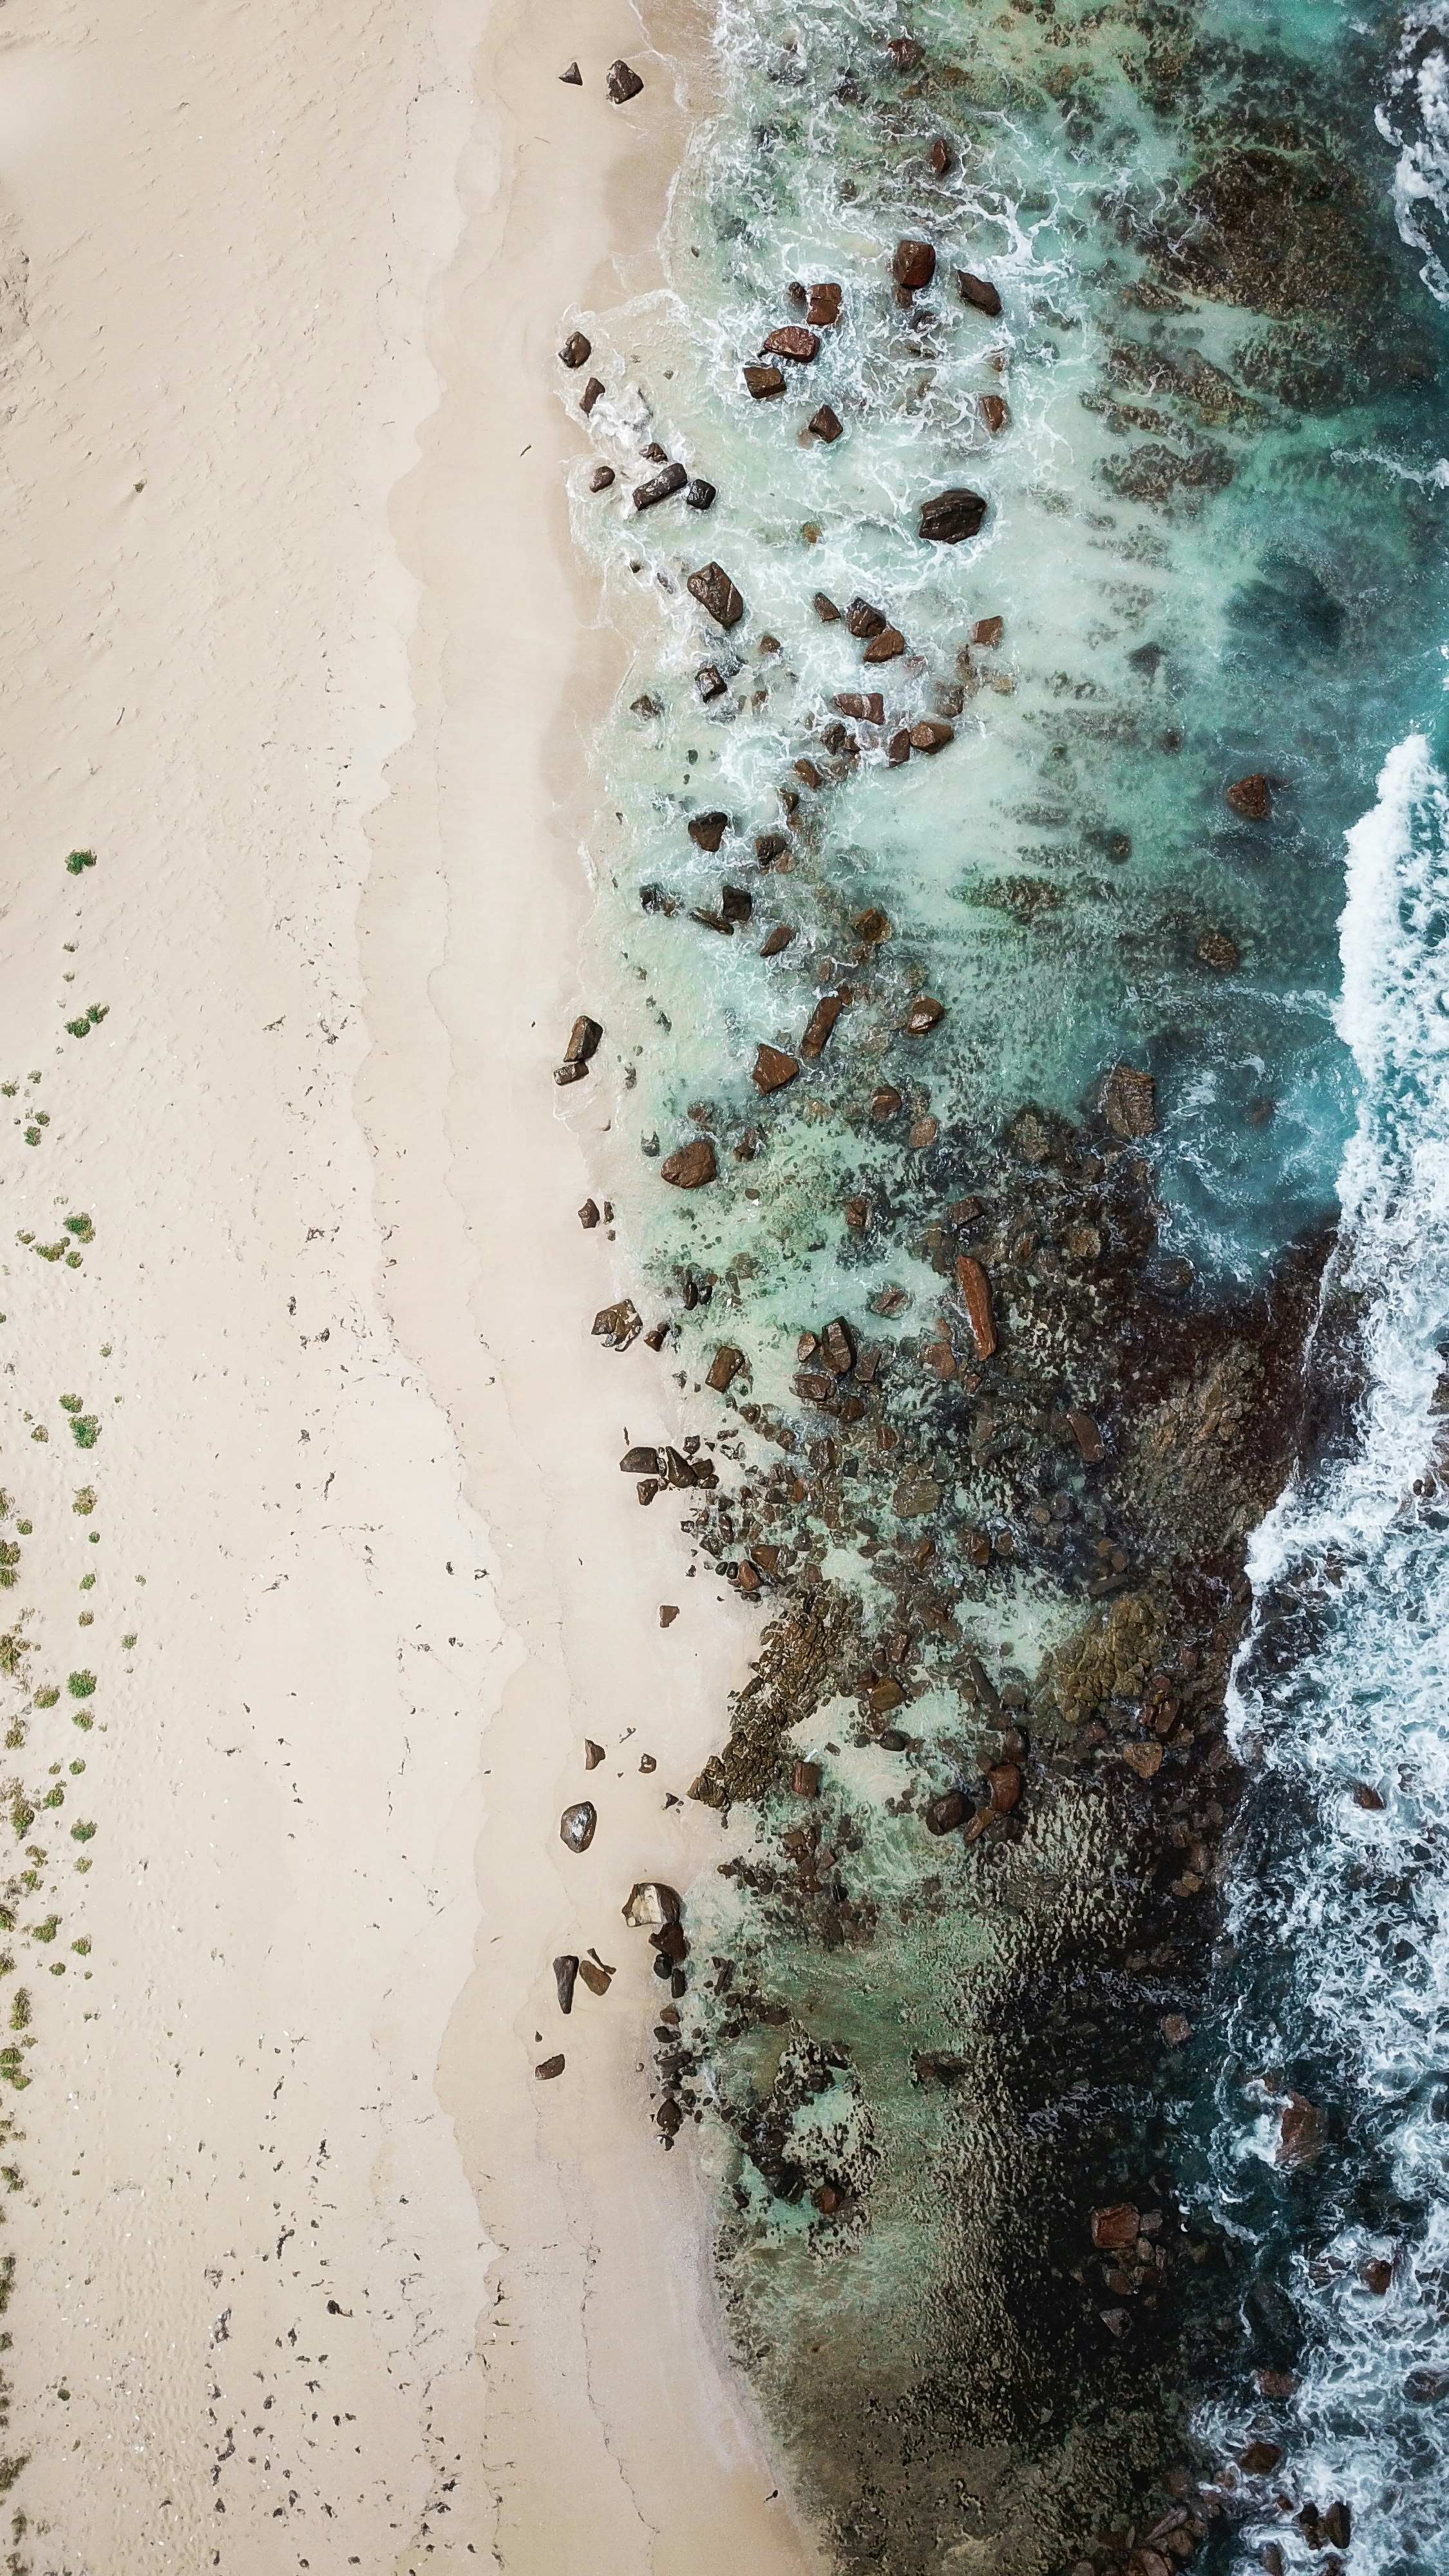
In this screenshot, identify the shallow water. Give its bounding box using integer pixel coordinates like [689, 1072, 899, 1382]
[567, 0, 1449, 2559]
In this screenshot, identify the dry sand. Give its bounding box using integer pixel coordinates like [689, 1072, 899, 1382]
[0, 0, 819, 2570]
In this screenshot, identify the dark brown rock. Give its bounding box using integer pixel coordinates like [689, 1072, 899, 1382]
[1122, 1740, 1162, 1779]
[589, 464, 616, 492]
[564, 1014, 602, 1066]
[535, 2053, 566, 2080]
[685, 478, 717, 510]
[813, 591, 842, 621]
[1227, 772, 1273, 819]
[1102, 1062, 1157, 1139]
[955, 1255, 996, 1358]
[853, 905, 890, 940]
[807, 404, 844, 442]
[1353, 1781, 1386, 1810]
[919, 488, 987, 544]
[909, 718, 953, 750]
[971, 614, 1004, 645]
[620, 1445, 662, 1477]
[1090, 2203, 1139, 2250]
[1362, 2256, 1394, 2293]
[987, 1762, 1021, 1814]
[622, 1880, 682, 1927]
[560, 1801, 597, 1854]
[821, 1317, 856, 1376]
[752, 1043, 800, 1094]
[979, 392, 1009, 435]
[925, 1791, 967, 1834]
[928, 136, 952, 175]
[696, 664, 727, 702]
[793, 757, 822, 791]
[833, 693, 884, 724]
[759, 924, 794, 957]
[879, 1727, 909, 1751]
[1238, 2441, 1283, 2476]
[1278, 2092, 1326, 2168]
[761, 325, 820, 362]
[553, 1954, 579, 2012]
[606, 57, 644, 101]
[584, 1739, 605, 1769]
[634, 460, 688, 510]
[687, 562, 745, 628]
[887, 35, 923, 67]
[1067, 1409, 1104, 1463]
[560, 59, 582, 82]
[706, 1344, 745, 1392]
[887, 729, 911, 765]
[559, 332, 592, 369]
[1198, 926, 1241, 970]
[957, 270, 1002, 316]
[592, 1298, 641, 1348]
[687, 811, 730, 852]
[581, 379, 606, 420]
[659, 1605, 679, 1629]
[661, 1139, 717, 1188]
[791, 1759, 821, 1797]
[904, 994, 945, 1035]
[846, 598, 887, 638]
[744, 362, 786, 399]
[864, 625, 906, 664]
[554, 1060, 589, 1086]
[578, 1198, 600, 1229]
[1324, 2504, 1352, 2547]
[800, 992, 848, 1058]
[893, 238, 936, 290]
[807, 283, 842, 325]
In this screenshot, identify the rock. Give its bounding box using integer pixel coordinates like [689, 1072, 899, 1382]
[662, 1445, 697, 1488]
[1324, 2503, 1352, 2546]
[1122, 1740, 1163, 1779]
[1198, 926, 1240, 970]
[584, 1739, 605, 1769]
[696, 664, 727, 702]
[685, 478, 717, 509]
[554, 1060, 589, 1086]
[634, 461, 688, 510]
[1162, 2012, 1191, 2044]
[661, 1139, 717, 1188]
[578, 1199, 600, 1229]
[919, 488, 988, 544]
[979, 393, 1010, 434]
[822, 1318, 856, 1375]
[928, 136, 952, 175]
[560, 1801, 598, 1853]
[813, 591, 842, 621]
[905, 995, 945, 1035]
[1353, 1781, 1385, 1809]
[864, 626, 906, 664]
[606, 57, 644, 101]
[580, 376, 605, 415]
[622, 1880, 683, 1928]
[592, 1298, 641, 1349]
[987, 1762, 1021, 1814]
[535, 2053, 566, 2080]
[1102, 1062, 1157, 1139]
[706, 1344, 745, 1391]
[744, 363, 786, 399]
[752, 1042, 800, 1093]
[800, 992, 848, 1058]
[1067, 1409, 1104, 1463]
[554, 1954, 579, 2012]
[687, 562, 745, 628]
[1090, 2203, 1139, 2250]
[620, 1445, 662, 1477]
[808, 283, 842, 325]
[659, 1604, 679, 1629]
[577, 1955, 614, 1996]
[1227, 772, 1273, 820]
[925, 1790, 968, 1834]
[909, 719, 954, 750]
[759, 924, 794, 957]
[564, 1014, 603, 1066]
[687, 810, 730, 852]
[791, 1759, 821, 1797]
[560, 61, 583, 83]
[893, 238, 936, 290]
[1362, 2255, 1393, 2293]
[887, 35, 923, 66]
[833, 694, 884, 725]
[808, 404, 844, 442]
[887, 730, 911, 764]
[794, 756, 823, 790]
[1407, 2366, 1449, 2401]
[853, 905, 890, 940]
[846, 598, 888, 638]
[1238, 2441, 1282, 2476]
[589, 464, 616, 493]
[1278, 2092, 1326, 2168]
[559, 332, 592, 368]
[957, 270, 1002, 315]
[761, 325, 820, 361]
[755, 830, 789, 862]
[971, 615, 1004, 645]
[955, 1255, 996, 1358]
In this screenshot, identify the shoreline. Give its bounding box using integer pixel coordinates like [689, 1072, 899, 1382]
[359, 0, 823, 2568]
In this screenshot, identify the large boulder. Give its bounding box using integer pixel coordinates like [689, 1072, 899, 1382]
[761, 325, 819, 361]
[919, 487, 988, 544]
[661, 1138, 717, 1188]
[687, 562, 745, 627]
[893, 238, 936, 290]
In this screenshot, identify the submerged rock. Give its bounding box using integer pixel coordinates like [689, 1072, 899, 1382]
[1227, 771, 1273, 819]
[808, 404, 844, 442]
[1102, 1062, 1157, 1139]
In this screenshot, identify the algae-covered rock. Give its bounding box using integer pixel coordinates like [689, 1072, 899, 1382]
[1043, 1590, 1168, 1730]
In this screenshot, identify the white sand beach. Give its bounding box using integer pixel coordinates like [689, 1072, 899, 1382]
[0, 1, 819, 2568]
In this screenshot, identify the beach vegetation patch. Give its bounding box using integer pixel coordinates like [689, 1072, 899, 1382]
[64, 850, 97, 876]
[66, 1673, 95, 1701]
[69, 1822, 95, 1844]
[70, 1417, 100, 1450]
[72, 1489, 95, 1517]
[63, 1214, 93, 1242]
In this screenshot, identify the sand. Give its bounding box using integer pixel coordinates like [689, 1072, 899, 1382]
[0, 0, 819, 2570]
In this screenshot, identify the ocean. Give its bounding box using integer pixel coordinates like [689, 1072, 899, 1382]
[564, 0, 1449, 2560]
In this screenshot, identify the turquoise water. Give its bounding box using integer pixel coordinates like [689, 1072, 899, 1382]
[565, 0, 1449, 2559]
